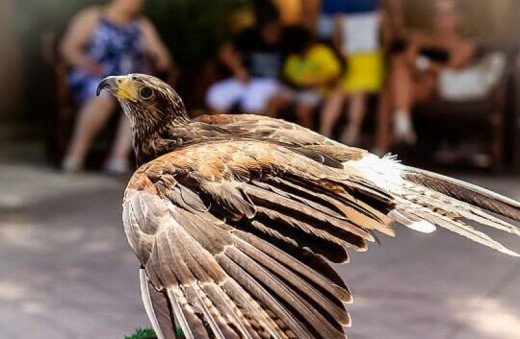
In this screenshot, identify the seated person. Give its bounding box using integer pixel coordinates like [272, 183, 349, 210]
[282, 26, 342, 129]
[60, 0, 173, 174]
[319, 0, 385, 145]
[382, 0, 474, 146]
[206, 9, 284, 115]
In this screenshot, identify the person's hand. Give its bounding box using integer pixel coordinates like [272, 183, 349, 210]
[235, 67, 251, 84]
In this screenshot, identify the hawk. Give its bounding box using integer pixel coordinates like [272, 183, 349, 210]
[97, 74, 520, 339]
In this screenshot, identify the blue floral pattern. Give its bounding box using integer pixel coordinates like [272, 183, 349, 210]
[69, 16, 144, 103]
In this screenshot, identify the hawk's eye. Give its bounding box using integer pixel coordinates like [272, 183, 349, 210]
[140, 86, 153, 99]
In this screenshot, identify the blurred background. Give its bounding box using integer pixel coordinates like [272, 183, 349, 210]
[0, 0, 519, 338]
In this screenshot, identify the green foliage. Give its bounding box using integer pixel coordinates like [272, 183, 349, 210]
[125, 328, 157, 339]
[144, 0, 248, 67]
[125, 327, 185, 339]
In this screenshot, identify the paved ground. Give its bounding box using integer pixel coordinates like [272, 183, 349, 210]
[1, 148, 519, 338]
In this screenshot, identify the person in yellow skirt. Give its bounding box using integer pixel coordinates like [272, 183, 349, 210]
[319, 5, 385, 145]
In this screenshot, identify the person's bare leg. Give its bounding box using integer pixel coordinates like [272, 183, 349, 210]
[265, 94, 288, 118]
[391, 54, 414, 113]
[374, 84, 393, 155]
[390, 55, 416, 143]
[63, 96, 116, 171]
[341, 91, 366, 145]
[105, 115, 133, 174]
[415, 74, 437, 103]
[295, 103, 314, 129]
[320, 89, 345, 137]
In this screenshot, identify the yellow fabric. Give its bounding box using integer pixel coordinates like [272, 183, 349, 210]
[341, 51, 384, 93]
[283, 44, 342, 94]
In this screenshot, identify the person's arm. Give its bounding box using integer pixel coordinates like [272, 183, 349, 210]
[140, 18, 174, 73]
[60, 8, 103, 75]
[416, 40, 475, 74]
[219, 42, 250, 84]
[301, 0, 321, 33]
[448, 41, 475, 69]
[406, 33, 448, 73]
[332, 14, 346, 56]
[405, 32, 428, 65]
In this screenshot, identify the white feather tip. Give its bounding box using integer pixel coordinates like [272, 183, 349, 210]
[407, 221, 437, 234]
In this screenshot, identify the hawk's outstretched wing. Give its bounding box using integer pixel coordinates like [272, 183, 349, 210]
[123, 139, 520, 339]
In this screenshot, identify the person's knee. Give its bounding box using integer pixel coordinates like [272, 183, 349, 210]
[206, 86, 229, 112]
[241, 99, 263, 114]
[206, 79, 241, 112]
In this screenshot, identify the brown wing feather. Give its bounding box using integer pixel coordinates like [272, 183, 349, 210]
[195, 114, 366, 160]
[403, 167, 520, 222]
[124, 136, 520, 338]
[123, 140, 395, 338]
[196, 114, 520, 252]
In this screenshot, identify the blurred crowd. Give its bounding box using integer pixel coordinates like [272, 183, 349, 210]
[55, 0, 513, 174]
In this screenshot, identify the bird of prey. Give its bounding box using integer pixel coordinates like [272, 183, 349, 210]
[97, 74, 520, 339]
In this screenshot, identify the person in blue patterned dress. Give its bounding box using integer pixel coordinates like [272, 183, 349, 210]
[60, 0, 173, 174]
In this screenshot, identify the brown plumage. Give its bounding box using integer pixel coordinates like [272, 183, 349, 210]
[97, 74, 520, 339]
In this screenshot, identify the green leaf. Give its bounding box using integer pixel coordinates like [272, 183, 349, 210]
[125, 327, 185, 339]
[143, 0, 249, 67]
[125, 328, 157, 339]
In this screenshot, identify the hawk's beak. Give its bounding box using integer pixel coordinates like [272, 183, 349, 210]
[96, 76, 137, 102]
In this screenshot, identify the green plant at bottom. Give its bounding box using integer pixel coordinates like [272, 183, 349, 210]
[126, 327, 185, 339]
[125, 328, 157, 339]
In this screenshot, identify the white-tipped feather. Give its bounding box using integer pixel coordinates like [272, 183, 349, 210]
[407, 220, 437, 234]
[346, 154, 404, 192]
[350, 154, 520, 257]
[500, 248, 520, 257]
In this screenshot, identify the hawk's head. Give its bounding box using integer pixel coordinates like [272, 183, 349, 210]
[97, 74, 188, 135]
